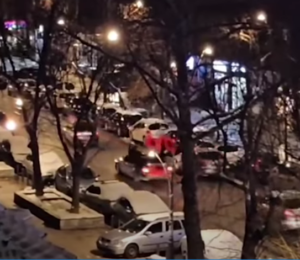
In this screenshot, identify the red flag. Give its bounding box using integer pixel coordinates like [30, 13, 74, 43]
[163, 136, 178, 155]
[145, 133, 162, 153]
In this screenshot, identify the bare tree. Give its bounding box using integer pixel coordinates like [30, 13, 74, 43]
[0, 0, 64, 196]
[46, 54, 114, 213]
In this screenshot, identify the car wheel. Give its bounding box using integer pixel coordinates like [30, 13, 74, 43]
[124, 244, 139, 259]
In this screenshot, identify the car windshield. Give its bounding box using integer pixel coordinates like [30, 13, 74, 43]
[218, 145, 239, 152]
[149, 123, 168, 131]
[196, 140, 215, 148]
[124, 115, 142, 126]
[120, 219, 149, 233]
[141, 154, 161, 164]
[77, 121, 95, 132]
[198, 151, 222, 160]
[80, 168, 94, 179]
[283, 199, 300, 209]
[104, 108, 116, 115]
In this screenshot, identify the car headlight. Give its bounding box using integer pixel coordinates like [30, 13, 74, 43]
[112, 240, 124, 247]
[15, 98, 23, 106]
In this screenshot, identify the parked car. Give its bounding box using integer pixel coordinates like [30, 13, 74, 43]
[97, 211, 184, 258]
[99, 103, 120, 129]
[260, 190, 300, 232]
[106, 109, 143, 137]
[174, 149, 223, 177]
[129, 118, 169, 144]
[55, 164, 99, 195]
[22, 151, 64, 185]
[115, 147, 173, 181]
[111, 190, 170, 226]
[130, 107, 149, 118]
[81, 180, 133, 216]
[62, 120, 99, 147]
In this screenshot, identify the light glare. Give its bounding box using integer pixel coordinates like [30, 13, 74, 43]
[107, 29, 120, 42]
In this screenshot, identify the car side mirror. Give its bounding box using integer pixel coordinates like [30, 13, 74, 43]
[144, 231, 152, 236]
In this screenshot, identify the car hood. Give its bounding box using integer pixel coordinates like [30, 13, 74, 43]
[79, 178, 96, 190]
[101, 229, 134, 242]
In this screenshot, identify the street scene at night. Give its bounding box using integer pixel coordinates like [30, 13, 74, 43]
[1, 0, 300, 259]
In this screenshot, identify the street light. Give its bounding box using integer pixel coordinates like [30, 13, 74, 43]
[256, 11, 267, 22]
[136, 0, 143, 8]
[202, 45, 214, 56]
[57, 18, 65, 26]
[107, 29, 120, 42]
[170, 61, 176, 68]
[148, 150, 175, 258]
[5, 119, 17, 131]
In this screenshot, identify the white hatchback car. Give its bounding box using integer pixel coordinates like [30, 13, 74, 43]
[129, 118, 169, 144]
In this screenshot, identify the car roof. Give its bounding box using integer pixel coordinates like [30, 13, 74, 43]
[92, 181, 133, 201]
[139, 211, 184, 222]
[120, 191, 170, 215]
[139, 118, 167, 125]
[116, 108, 142, 116]
[102, 103, 119, 109]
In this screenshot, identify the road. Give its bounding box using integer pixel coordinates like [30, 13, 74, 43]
[0, 93, 246, 257]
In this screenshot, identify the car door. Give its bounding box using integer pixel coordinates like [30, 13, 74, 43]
[83, 185, 105, 211]
[139, 221, 167, 253]
[166, 220, 185, 249]
[114, 198, 134, 225]
[55, 166, 69, 193]
[84, 185, 101, 205]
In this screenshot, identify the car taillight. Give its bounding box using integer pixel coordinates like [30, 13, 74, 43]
[284, 209, 295, 218]
[142, 167, 149, 175]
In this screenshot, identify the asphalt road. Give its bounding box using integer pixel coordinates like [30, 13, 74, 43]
[0, 93, 246, 257]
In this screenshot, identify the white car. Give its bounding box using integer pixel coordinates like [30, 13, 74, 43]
[129, 118, 169, 144]
[81, 180, 133, 215]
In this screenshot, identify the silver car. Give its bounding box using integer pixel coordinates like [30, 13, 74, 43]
[97, 212, 185, 258]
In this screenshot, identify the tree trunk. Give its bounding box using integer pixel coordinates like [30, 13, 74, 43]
[241, 164, 261, 259]
[70, 156, 82, 213]
[173, 37, 205, 258]
[28, 128, 43, 196]
[179, 109, 205, 259]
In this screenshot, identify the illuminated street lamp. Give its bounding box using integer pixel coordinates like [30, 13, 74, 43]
[170, 61, 176, 68]
[256, 11, 267, 22]
[57, 18, 65, 26]
[5, 119, 17, 131]
[107, 29, 120, 42]
[136, 0, 143, 8]
[202, 45, 214, 56]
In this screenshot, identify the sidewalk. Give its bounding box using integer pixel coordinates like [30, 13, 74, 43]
[0, 178, 107, 259]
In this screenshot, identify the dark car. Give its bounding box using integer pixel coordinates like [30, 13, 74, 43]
[63, 120, 99, 147]
[106, 109, 143, 137]
[54, 165, 99, 195]
[16, 68, 38, 79]
[99, 104, 119, 129]
[115, 146, 172, 181]
[110, 191, 170, 227]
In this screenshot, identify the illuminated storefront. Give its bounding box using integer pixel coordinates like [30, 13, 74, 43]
[186, 56, 247, 111]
